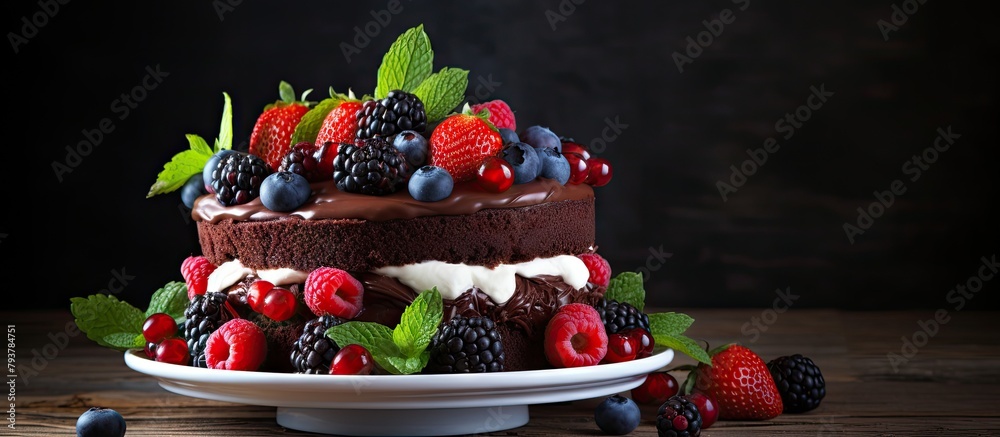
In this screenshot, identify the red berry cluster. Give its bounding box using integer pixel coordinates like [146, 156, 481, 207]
[562, 141, 612, 187]
[142, 313, 189, 365]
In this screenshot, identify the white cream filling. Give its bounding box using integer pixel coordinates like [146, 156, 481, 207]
[205, 255, 590, 304]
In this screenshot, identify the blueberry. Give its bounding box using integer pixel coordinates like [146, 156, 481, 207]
[537, 146, 570, 184]
[498, 128, 520, 145]
[408, 165, 454, 202]
[500, 142, 541, 184]
[392, 130, 428, 168]
[181, 173, 208, 209]
[76, 407, 126, 437]
[594, 395, 640, 435]
[260, 171, 311, 212]
[520, 125, 561, 152]
[203, 149, 237, 193]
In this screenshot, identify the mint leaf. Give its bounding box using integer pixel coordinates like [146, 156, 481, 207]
[649, 312, 694, 337]
[146, 135, 214, 197]
[327, 321, 394, 351]
[290, 97, 343, 145]
[392, 288, 443, 357]
[70, 294, 145, 350]
[413, 67, 469, 123]
[375, 24, 433, 99]
[216, 92, 233, 151]
[605, 272, 645, 311]
[655, 333, 711, 365]
[146, 281, 189, 323]
[381, 351, 430, 375]
[102, 333, 145, 350]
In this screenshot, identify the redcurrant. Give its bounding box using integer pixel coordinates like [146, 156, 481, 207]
[155, 337, 190, 366]
[476, 156, 514, 193]
[330, 344, 375, 375]
[261, 287, 297, 322]
[141, 313, 178, 344]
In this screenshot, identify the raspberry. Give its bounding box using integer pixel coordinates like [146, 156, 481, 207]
[578, 253, 611, 287]
[180, 256, 217, 300]
[304, 267, 364, 319]
[544, 303, 608, 368]
[204, 318, 267, 371]
[470, 99, 516, 131]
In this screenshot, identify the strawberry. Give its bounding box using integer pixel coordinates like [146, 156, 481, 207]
[688, 344, 783, 420]
[249, 81, 313, 172]
[315, 99, 363, 152]
[429, 111, 503, 182]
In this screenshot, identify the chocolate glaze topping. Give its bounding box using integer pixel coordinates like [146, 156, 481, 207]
[193, 178, 593, 223]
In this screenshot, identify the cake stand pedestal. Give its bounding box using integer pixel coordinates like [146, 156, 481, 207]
[276, 405, 529, 436]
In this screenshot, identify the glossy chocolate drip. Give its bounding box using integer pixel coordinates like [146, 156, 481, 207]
[193, 178, 593, 223]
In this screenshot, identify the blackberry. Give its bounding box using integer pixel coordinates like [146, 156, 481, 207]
[767, 354, 826, 413]
[289, 315, 346, 374]
[211, 151, 272, 206]
[332, 138, 409, 195]
[278, 142, 323, 182]
[426, 316, 505, 373]
[656, 395, 703, 437]
[355, 90, 427, 139]
[594, 298, 651, 335]
[182, 292, 231, 368]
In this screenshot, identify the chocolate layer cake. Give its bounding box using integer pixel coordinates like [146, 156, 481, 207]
[192, 178, 604, 371]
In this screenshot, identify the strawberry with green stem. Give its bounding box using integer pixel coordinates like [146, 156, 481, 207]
[249, 81, 314, 171]
[678, 343, 784, 421]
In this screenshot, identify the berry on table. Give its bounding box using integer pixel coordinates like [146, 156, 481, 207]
[767, 354, 826, 413]
[142, 313, 178, 344]
[75, 407, 126, 437]
[356, 90, 427, 139]
[392, 129, 429, 168]
[594, 394, 640, 435]
[408, 165, 454, 202]
[332, 138, 409, 196]
[544, 303, 608, 368]
[205, 318, 268, 371]
[685, 392, 719, 429]
[520, 125, 561, 151]
[656, 395, 703, 437]
[154, 337, 190, 365]
[291, 315, 346, 374]
[578, 253, 611, 288]
[260, 171, 312, 212]
[278, 142, 324, 182]
[689, 344, 784, 420]
[330, 344, 376, 375]
[426, 316, 505, 373]
[585, 156, 613, 187]
[537, 146, 571, 184]
[304, 267, 364, 319]
[631, 371, 679, 405]
[501, 142, 541, 184]
[475, 156, 514, 193]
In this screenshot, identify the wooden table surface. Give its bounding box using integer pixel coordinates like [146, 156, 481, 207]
[6, 308, 1000, 436]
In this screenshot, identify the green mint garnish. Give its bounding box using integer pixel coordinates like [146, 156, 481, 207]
[375, 24, 433, 99]
[147, 92, 233, 198]
[102, 332, 146, 350]
[326, 288, 443, 374]
[70, 294, 146, 351]
[648, 312, 711, 365]
[413, 67, 469, 123]
[145, 281, 189, 324]
[605, 272, 645, 312]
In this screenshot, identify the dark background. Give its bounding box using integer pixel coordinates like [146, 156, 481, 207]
[5, 1, 998, 311]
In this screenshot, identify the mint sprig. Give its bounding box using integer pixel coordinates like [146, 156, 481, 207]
[606, 272, 645, 311]
[375, 24, 433, 99]
[648, 312, 711, 365]
[326, 288, 443, 374]
[414, 67, 469, 123]
[147, 92, 233, 198]
[71, 281, 190, 352]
